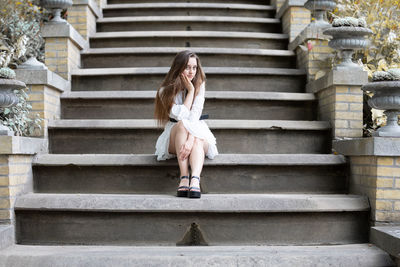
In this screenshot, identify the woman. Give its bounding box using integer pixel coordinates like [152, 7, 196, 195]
[154, 50, 218, 199]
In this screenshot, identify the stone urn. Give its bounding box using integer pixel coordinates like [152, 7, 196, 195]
[324, 20, 372, 69]
[0, 79, 26, 135]
[40, 0, 73, 23]
[362, 72, 400, 137]
[304, 0, 337, 29]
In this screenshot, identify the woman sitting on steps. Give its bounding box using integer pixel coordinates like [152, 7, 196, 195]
[154, 50, 218, 199]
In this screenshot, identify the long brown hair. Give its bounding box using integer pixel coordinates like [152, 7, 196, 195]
[154, 50, 206, 126]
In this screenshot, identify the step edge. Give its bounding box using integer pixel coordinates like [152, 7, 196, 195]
[14, 193, 370, 213]
[97, 16, 280, 23]
[47, 119, 330, 130]
[71, 67, 305, 76]
[33, 154, 346, 166]
[103, 3, 275, 10]
[81, 47, 295, 56]
[61, 91, 316, 101]
[91, 31, 289, 39]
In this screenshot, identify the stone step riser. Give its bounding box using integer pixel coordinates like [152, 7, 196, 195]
[48, 128, 330, 154]
[33, 164, 347, 194]
[61, 99, 316, 120]
[72, 74, 305, 92]
[90, 36, 287, 50]
[15, 210, 368, 245]
[103, 8, 274, 18]
[108, 0, 271, 5]
[97, 21, 281, 33]
[81, 53, 296, 69]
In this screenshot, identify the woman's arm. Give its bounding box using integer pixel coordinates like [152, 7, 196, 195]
[179, 133, 195, 160]
[181, 74, 195, 110]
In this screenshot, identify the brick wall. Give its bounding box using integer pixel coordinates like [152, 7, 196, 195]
[282, 7, 310, 42]
[27, 85, 62, 137]
[317, 85, 363, 138]
[296, 39, 333, 81]
[45, 38, 81, 80]
[68, 5, 97, 40]
[0, 155, 33, 224]
[350, 156, 400, 224]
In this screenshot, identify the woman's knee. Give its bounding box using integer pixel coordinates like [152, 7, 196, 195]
[193, 138, 204, 148]
[176, 121, 187, 133]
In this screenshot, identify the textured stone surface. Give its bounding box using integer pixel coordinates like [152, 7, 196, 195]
[0, 225, 14, 250]
[334, 137, 400, 156]
[0, 244, 394, 267]
[371, 226, 400, 260]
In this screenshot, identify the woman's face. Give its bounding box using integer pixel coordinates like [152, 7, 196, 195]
[182, 57, 197, 81]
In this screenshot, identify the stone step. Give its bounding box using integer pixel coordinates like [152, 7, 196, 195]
[97, 16, 282, 33]
[60, 91, 316, 120]
[15, 193, 369, 245]
[81, 47, 296, 68]
[89, 31, 288, 49]
[0, 244, 394, 267]
[47, 119, 331, 154]
[32, 154, 347, 194]
[108, 0, 272, 5]
[103, 3, 275, 18]
[71, 67, 306, 92]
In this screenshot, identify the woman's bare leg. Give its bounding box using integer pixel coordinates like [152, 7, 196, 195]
[189, 139, 209, 191]
[169, 121, 190, 189]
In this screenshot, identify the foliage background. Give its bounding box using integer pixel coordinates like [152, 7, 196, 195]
[333, 0, 400, 135]
[0, 0, 46, 136]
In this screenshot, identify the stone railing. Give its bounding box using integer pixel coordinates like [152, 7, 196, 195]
[280, 0, 400, 261]
[0, 0, 102, 241]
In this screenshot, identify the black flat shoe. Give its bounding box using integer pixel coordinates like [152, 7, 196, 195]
[177, 176, 190, 197]
[189, 176, 201, 198]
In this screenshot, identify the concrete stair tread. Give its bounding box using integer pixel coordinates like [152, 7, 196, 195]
[0, 244, 394, 267]
[15, 193, 369, 212]
[92, 31, 288, 39]
[81, 47, 295, 56]
[97, 16, 280, 23]
[33, 154, 346, 166]
[61, 91, 315, 101]
[71, 67, 305, 76]
[47, 119, 330, 130]
[103, 3, 275, 11]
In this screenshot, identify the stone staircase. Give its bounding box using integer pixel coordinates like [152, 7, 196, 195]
[0, 0, 395, 266]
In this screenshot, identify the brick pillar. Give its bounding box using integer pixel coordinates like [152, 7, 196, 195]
[271, 0, 287, 10]
[276, 0, 310, 43]
[68, 0, 102, 40]
[306, 69, 368, 139]
[289, 27, 333, 81]
[334, 138, 400, 225]
[0, 137, 46, 223]
[15, 69, 68, 137]
[42, 23, 88, 80]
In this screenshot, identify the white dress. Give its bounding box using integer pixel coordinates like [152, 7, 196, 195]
[155, 82, 218, 161]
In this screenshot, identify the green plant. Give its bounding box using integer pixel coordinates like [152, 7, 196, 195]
[334, 0, 400, 75]
[0, 0, 48, 67]
[0, 88, 43, 136]
[0, 67, 16, 79]
[333, 0, 400, 136]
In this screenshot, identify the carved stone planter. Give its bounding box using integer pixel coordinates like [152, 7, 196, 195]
[0, 79, 26, 135]
[362, 81, 400, 137]
[40, 0, 73, 23]
[323, 27, 373, 69]
[304, 0, 337, 29]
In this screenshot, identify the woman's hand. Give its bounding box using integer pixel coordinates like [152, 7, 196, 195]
[179, 134, 195, 160]
[181, 74, 195, 92]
